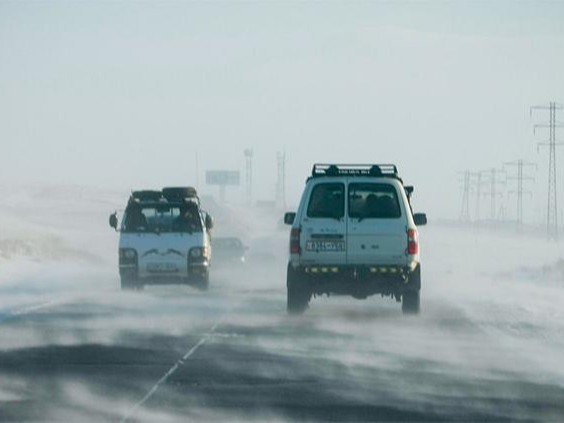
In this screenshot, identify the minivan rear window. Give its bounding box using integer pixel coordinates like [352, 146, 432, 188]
[348, 183, 401, 219]
[307, 183, 345, 219]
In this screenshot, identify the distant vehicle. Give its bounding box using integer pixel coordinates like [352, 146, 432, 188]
[109, 187, 214, 290]
[211, 237, 247, 266]
[284, 164, 427, 314]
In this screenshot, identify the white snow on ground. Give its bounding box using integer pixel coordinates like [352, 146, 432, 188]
[0, 184, 123, 311]
[2, 183, 564, 314]
[0, 184, 287, 313]
[1, 184, 564, 422]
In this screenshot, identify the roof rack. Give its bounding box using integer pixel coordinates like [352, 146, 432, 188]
[162, 187, 198, 201]
[130, 187, 200, 205]
[311, 164, 399, 178]
[131, 190, 163, 202]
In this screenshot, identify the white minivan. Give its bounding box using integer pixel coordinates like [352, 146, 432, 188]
[284, 164, 427, 314]
[109, 187, 213, 290]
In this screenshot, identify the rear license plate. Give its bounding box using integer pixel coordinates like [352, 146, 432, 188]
[147, 263, 179, 273]
[306, 241, 345, 252]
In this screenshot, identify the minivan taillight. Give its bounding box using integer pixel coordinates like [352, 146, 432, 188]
[407, 228, 418, 255]
[290, 228, 301, 254]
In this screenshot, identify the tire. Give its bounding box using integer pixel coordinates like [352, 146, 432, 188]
[195, 270, 210, 291]
[402, 265, 421, 314]
[402, 290, 420, 314]
[121, 277, 143, 291]
[287, 264, 310, 315]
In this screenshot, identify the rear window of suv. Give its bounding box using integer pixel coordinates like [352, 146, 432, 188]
[307, 183, 345, 219]
[349, 183, 401, 219]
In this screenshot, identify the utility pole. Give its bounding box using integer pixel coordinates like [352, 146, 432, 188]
[459, 170, 472, 222]
[469, 170, 488, 223]
[243, 149, 254, 206]
[531, 102, 564, 240]
[503, 160, 536, 231]
[474, 171, 482, 222]
[481, 168, 506, 221]
[275, 151, 286, 208]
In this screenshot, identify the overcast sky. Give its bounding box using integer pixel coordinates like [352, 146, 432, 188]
[1, 1, 564, 219]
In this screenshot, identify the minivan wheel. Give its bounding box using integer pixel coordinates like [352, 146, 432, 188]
[287, 264, 310, 315]
[402, 290, 420, 314]
[195, 270, 210, 291]
[121, 277, 142, 291]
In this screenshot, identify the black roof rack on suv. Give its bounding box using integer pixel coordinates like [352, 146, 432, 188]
[311, 164, 399, 179]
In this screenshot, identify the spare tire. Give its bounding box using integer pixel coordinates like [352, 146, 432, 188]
[162, 187, 198, 200]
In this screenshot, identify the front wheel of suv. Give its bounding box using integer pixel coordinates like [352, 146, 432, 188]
[287, 264, 310, 315]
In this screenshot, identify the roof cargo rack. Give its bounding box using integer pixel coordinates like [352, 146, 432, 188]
[162, 187, 198, 201]
[311, 164, 399, 178]
[131, 190, 163, 202]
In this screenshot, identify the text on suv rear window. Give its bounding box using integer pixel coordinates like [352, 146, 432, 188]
[307, 183, 345, 219]
[348, 183, 401, 219]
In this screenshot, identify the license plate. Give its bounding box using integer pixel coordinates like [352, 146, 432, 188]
[306, 241, 345, 252]
[147, 263, 178, 273]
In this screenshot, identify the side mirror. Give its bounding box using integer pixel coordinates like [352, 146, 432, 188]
[109, 212, 118, 231]
[284, 212, 296, 225]
[205, 214, 214, 230]
[414, 213, 427, 226]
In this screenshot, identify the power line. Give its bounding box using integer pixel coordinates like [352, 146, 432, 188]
[458, 170, 472, 222]
[470, 170, 492, 223]
[531, 101, 564, 240]
[481, 168, 506, 221]
[459, 170, 489, 223]
[503, 160, 536, 231]
[473, 171, 483, 222]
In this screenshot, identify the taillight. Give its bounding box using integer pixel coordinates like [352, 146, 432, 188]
[407, 228, 418, 255]
[290, 228, 301, 254]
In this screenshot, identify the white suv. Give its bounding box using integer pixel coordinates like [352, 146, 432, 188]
[109, 187, 213, 290]
[284, 164, 427, 314]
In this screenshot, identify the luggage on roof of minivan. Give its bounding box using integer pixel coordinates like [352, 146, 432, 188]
[131, 190, 162, 202]
[162, 187, 198, 200]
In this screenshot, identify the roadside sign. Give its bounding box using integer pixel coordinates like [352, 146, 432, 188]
[206, 170, 240, 186]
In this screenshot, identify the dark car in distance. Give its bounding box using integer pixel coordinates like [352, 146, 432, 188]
[211, 237, 247, 266]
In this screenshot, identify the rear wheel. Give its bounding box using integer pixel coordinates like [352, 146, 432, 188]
[402, 290, 420, 314]
[287, 264, 310, 315]
[402, 265, 421, 314]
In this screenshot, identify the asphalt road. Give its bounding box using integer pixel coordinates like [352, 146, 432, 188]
[1, 229, 564, 422]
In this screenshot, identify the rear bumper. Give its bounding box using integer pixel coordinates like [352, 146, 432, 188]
[292, 264, 418, 296]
